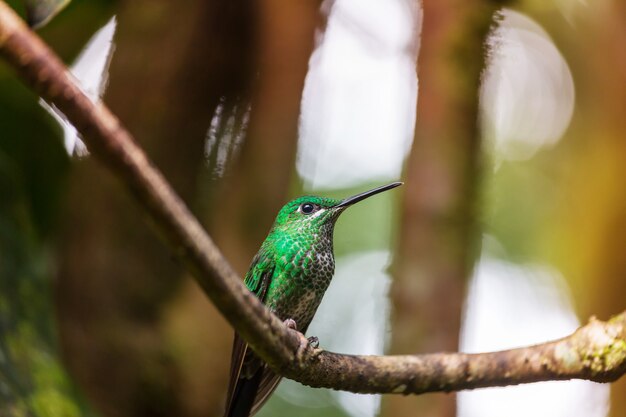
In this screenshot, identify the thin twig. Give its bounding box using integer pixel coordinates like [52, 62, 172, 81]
[0, 1, 624, 395]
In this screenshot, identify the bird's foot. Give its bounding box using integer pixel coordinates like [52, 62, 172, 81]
[283, 318, 308, 348]
[307, 336, 319, 349]
[283, 318, 298, 331]
[283, 318, 321, 361]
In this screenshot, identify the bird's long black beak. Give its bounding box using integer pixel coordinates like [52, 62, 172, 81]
[334, 181, 403, 208]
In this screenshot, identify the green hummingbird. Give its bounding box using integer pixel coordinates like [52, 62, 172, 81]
[224, 182, 402, 417]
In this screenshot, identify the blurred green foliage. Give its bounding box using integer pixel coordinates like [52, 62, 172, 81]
[0, 41, 91, 417]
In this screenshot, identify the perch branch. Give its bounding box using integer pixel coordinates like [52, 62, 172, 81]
[0, 1, 624, 395]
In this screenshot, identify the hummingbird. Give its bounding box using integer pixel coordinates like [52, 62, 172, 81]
[224, 182, 402, 417]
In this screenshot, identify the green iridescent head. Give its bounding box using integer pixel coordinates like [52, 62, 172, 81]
[269, 182, 403, 234]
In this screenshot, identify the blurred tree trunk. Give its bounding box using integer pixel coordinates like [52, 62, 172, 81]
[529, 1, 626, 414]
[383, 1, 503, 417]
[55, 0, 258, 416]
[570, 5, 626, 417]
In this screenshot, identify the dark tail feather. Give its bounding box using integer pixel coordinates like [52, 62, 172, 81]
[225, 369, 264, 417]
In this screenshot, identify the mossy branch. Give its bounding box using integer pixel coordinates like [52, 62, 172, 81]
[0, 1, 624, 395]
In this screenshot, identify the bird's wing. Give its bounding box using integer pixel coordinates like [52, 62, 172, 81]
[248, 322, 314, 415]
[225, 333, 249, 416]
[249, 369, 283, 416]
[224, 252, 274, 417]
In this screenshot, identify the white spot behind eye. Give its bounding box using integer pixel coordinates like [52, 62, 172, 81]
[310, 208, 326, 220]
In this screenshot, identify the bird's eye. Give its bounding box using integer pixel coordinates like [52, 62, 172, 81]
[300, 203, 316, 214]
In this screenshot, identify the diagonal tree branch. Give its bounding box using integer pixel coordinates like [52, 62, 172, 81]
[0, 0, 624, 396]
